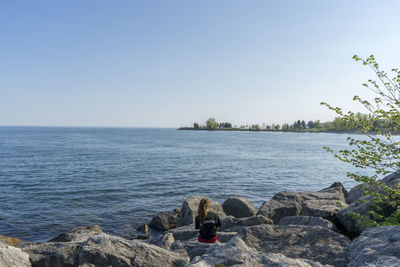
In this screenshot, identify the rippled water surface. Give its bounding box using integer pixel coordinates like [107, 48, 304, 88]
[0, 127, 364, 241]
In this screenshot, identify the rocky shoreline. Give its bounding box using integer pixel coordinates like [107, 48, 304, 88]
[1, 174, 400, 266]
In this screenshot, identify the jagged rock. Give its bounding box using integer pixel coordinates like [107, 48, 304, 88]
[345, 183, 368, 204]
[257, 182, 348, 224]
[149, 211, 178, 231]
[347, 226, 400, 267]
[188, 236, 328, 267]
[222, 196, 258, 218]
[278, 216, 337, 231]
[0, 244, 31, 267]
[337, 172, 400, 235]
[177, 196, 225, 227]
[257, 191, 303, 223]
[238, 224, 350, 266]
[78, 234, 189, 267]
[49, 225, 103, 242]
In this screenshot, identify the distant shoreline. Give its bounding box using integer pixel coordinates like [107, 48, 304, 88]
[177, 127, 361, 134]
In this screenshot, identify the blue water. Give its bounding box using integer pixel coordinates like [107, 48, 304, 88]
[0, 127, 363, 242]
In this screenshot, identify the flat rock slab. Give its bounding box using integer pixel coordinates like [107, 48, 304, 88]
[347, 226, 400, 267]
[238, 224, 350, 267]
[188, 236, 329, 267]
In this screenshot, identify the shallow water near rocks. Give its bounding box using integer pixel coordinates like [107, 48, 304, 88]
[0, 127, 366, 242]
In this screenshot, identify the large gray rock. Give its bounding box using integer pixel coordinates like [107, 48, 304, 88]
[49, 225, 103, 242]
[164, 224, 236, 243]
[278, 216, 337, 231]
[177, 196, 225, 227]
[78, 233, 189, 267]
[257, 183, 348, 224]
[239, 224, 350, 267]
[347, 226, 400, 267]
[222, 196, 258, 218]
[149, 211, 178, 231]
[23, 232, 189, 267]
[23, 241, 82, 267]
[337, 172, 400, 235]
[0, 244, 31, 267]
[188, 236, 329, 267]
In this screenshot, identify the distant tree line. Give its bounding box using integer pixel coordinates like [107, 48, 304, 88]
[187, 113, 380, 133]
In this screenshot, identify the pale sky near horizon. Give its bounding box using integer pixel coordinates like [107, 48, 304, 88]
[1, 0, 400, 127]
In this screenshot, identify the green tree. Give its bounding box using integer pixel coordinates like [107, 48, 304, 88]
[322, 55, 400, 227]
[193, 122, 199, 129]
[206, 118, 218, 129]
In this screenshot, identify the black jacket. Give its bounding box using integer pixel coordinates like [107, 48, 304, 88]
[195, 211, 221, 240]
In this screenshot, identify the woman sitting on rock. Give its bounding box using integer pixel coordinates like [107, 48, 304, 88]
[195, 197, 221, 243]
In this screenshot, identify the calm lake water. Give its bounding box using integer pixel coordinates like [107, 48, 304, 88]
[0, 127, 365, 242]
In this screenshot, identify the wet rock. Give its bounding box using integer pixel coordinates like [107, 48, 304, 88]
[257, 182, 348, 224]
[0, 243, 31, 267]
[177, 196, 225, 227]
[222, 196, 258, 218]
[149, 211, 178, 231]
[347, 226, 400, 267]
[278, 216, 337, 231]
[49, 225, 103, 243]
[188, 236, 328, 267]
[239, 224, 350, 266]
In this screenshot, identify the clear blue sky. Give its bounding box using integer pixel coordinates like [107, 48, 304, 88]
[1, 0, 400, 127]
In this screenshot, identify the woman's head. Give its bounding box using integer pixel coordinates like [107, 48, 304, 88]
[198, 197, 210, 225]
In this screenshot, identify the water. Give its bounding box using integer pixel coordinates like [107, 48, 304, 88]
[0, 126, 364, 242]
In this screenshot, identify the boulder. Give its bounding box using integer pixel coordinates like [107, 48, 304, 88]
[257, 191, 303, 224]
[177, 196, 225, 227]
[49, 225, 103, 242]
[23, 241, 82, 267]
[222, 196, 258, 218]
[337, 172, 400, 235]
[278, 216, 337, 231]
[257, 182, 348, 224]
[238, 224, 350, 266]
[188, 236, 328, 267]
[0, 244, 31, 267]
[78, 233, 189, 267]
[347, 226, 400, 267]
[149, 211, 178, 231]
[23, 231, 189, 267]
